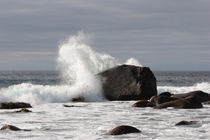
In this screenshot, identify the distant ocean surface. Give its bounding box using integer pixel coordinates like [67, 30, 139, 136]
[0, 70, 209, 87]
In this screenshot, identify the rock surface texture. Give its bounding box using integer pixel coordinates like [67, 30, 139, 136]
[99, 65, 157, 101]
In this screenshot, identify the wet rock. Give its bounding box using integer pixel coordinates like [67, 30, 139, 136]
[108, 125, 141, 135]
[0, 102, 32, 109]
[155, 95, 203, 109]
[99, 65, 157, 101]
[150, 96, 178, 105]
[14, 108, 32, 113]
[0, 125, 31, 131]
[172, 90, 210, 102]
[159, 92, 173, 97]
[175, 121, 198, 126]
[132, 100, 154, 107]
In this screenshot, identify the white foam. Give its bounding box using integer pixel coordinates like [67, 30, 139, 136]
[157, 82, 210, 94]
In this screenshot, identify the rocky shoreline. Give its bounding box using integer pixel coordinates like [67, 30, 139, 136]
[1, 65, 210, 136]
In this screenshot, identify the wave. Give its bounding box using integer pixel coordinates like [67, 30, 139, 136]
[157, 82, 210, 94]
[0, 32, 141, 104]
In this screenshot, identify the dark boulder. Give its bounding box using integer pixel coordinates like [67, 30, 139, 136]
[0, 102, 32, 109]
[99, 65, 157, 101]
[108, 125, 141, 135]
[175, 121, 198, 126]
[132, 100, 154, 107]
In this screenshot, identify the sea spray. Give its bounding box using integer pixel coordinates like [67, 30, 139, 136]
[125, 57, 142, 66]
[0, 32, 142, 104]
[57, 32, 117, 84]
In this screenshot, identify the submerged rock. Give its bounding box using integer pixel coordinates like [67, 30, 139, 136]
[1, 125, 21, 131]
[14, 108, 32, 113]
[0, 125, 31, 131]
[108, 125, 141, 135]
[175, 121, 198, 126]
[99, 65, 157, 101]
[63, 104, 85, 107]
[0, 102, 32, 109]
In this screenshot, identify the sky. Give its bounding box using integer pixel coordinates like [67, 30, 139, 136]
[0, 0, 210, 71]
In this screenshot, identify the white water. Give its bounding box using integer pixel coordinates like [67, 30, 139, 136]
[158, 82, 210, 94]
[1, 101, 210, 140]
[0, 32, 141, 105]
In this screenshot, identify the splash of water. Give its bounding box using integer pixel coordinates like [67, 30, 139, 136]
[125, 57, 142, 66]
[57, 32, 117, 85]
[0, 32, 142, 104]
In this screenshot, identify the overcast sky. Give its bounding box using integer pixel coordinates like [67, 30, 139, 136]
[0, 0, 210, 70]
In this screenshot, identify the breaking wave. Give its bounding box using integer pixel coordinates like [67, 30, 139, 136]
[0, 32, 141, 104]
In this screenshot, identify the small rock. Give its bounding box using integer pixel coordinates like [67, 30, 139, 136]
[108, 125, 141, 135]
[175, 121, 198, 126]
[1, 125, 31, 131]
[1, 125, 21, 131]
[63, 104, 84, 107]
[72, 97, 85, 102]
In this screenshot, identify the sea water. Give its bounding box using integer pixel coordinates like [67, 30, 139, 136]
[0, 32, 210, 139]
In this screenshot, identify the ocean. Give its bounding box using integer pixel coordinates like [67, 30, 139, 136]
[0, 33, 210, 139]
[0, 71, 210, 140]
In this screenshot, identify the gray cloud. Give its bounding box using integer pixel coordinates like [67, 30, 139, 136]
[0, 0, 210, 70]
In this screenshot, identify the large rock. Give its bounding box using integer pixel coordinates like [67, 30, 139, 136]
[0, 102, 32, 109]
[99, 65, 157, 100]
